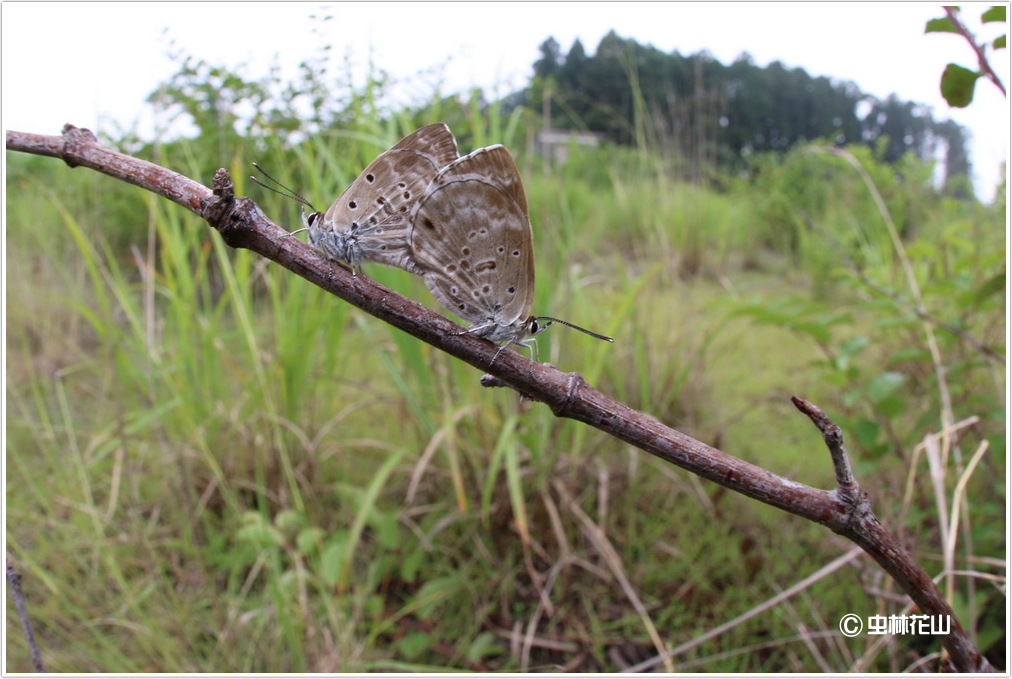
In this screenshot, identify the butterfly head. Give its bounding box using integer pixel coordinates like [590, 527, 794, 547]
[303, 210, 360, 269]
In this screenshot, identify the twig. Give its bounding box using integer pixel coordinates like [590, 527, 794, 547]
[7, 558, 45, 672]
[791, 396, 861, 507]
[943, 6, 1007, 97]
[4, 125, 994, 672]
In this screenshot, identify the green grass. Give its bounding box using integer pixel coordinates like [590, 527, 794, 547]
[5, 103, 1005, 672]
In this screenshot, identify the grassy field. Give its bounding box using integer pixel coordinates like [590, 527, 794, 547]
[5, 109, 1006, 671]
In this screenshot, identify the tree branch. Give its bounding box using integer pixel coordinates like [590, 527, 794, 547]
[943, 6, 1007, 97]
[5, 125, 994, 672]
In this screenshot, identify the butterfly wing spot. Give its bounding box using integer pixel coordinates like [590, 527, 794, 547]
[348, 200, 358, 210]
[459, 259, 471, 271]
[507, 286, 516, 294]
[511, 249, 522, 258]
[474, 259, 496, 273]
[496, 245, 505, 254]
[445, 263, 457, 273]
[461, 246, 471, 256]
[365, 173, 375, 183]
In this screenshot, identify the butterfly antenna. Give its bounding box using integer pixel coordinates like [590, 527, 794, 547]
[535, 317, 614, 342]
[250, 162, 316, 211]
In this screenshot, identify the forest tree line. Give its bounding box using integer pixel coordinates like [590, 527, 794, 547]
[511, 31, 971, 195]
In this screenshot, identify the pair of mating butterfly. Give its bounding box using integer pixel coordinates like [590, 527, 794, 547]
[268, 123, 612, 362]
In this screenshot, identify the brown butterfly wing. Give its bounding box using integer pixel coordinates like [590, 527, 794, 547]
[409, 145, 535, 341]
[311, 124, 458, 273]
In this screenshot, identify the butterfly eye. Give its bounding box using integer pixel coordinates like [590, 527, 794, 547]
[528, 319, 541, 334]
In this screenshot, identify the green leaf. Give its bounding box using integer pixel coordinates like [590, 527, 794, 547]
[866, 371, 907, 404]
[395, 632, 433, 660]
[296, 527, 326, 555]
[971, 272, 1006, 307]
[319, 534, 349, 587]
[399, 549, 423, 582]
[236, 522, 285, 549]
[982, 6, 1006, 23]
[466, 632, 506, 663]
[993, 35, 1006, 49]
[925, 16, 959, 34]
[853, 419, 881, 450]
[889, 347, 930, 364]
[941, 63, 979, 107]
[415, 576, 465, 619]
[370, 509, 400, 550]
[876, 394, 907, 419]
[274, 509, 305, 534]
[835, 335, 870, 371]
[363, 594, 384, 620]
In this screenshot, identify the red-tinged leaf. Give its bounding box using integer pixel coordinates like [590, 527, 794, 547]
[925, 16, 959, 34]
[941, 63, 979, 107]
[982, 6, 1006, 23]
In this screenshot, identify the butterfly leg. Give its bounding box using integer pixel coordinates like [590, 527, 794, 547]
[452, 321, 497, 338]
[487, 336, 538, 368]
[515, 337, 539, 363]
[489, 342, 511, 367]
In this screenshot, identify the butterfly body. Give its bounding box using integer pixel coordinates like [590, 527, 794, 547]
[306, 123, 458, 274]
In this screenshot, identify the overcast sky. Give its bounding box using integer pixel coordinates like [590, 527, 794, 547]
[2, 2, 1008, 201]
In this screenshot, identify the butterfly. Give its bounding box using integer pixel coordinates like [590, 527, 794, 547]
[408, 144, 612, 362]
[302, 123, 459, 274]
